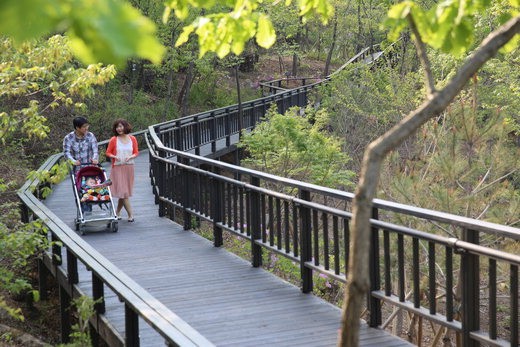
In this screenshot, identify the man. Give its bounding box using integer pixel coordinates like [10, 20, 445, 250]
[64, 116, 99, 214]
[63, 116, 99, 168]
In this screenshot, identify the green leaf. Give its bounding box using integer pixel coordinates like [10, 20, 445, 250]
[66, 0, 164, 66]
[256, 14, 276, 48]
[387, 1, 414, 19]
[0, 0, 62, 41]
[175, 24, 196, 47]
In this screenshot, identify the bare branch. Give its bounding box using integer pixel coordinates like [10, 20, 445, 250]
[472, 168, 518, 195]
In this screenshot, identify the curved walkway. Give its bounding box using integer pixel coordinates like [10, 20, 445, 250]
[44, 152, 412, 346]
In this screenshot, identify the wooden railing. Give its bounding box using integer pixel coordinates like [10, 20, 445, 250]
[147, 60, 520, 346]
[258, 45, 382, 96]
[17, 134, 213, 347]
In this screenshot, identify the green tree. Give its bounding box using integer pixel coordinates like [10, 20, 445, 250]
[1, 0, 334, 65]
[383, 51, 520, 229]
[0, 34, 115, 323]
[319, 63, 422, 169]
[239, 105, 355, 190]
[0, 35, 116, 142]
[340, 1, 519, 345]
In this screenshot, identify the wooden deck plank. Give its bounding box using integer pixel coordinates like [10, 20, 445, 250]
[43, 151, 412, 347]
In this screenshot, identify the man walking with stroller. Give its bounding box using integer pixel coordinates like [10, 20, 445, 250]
[63, 116, 99, 169]
[64, 116, 99, 214]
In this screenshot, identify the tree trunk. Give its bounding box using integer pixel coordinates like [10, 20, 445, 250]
[235, 65, 243, 137]
[177, 61, 195, 117]
[278, 55, 284, 74]
[356, 1, 363, 52]
[163, 68, 175, 122]
[324, 15, 338, 77]
[338, 16, 520, 347]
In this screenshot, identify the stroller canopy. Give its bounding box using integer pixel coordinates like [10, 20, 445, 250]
[75, 166, 106, 191]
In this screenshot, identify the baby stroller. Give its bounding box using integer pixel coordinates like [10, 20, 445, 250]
[70, 164, 118, 234]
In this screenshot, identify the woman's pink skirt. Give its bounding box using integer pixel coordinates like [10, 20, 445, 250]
[110, 164, 134, 199]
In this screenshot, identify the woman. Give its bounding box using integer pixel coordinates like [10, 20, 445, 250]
[105, 119, 138, 222]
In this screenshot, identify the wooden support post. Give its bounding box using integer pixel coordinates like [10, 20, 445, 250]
[299, 189, 313, 293]
[66, 249, 78, 285]
[38, 259, 48, 301]
[59, 285, 71, 343]
[125, 303, 139, 347]
[211, 112, 217, 153]
[92, 273, 105, 314]
[193, 116, 200, 156]
[182, 158, 192, 230]
[52, 234, 62, 266]
[461, 228, 480, 347]
[211, 168, 223, 247]
[250, 177, 262, 267]
[368, 207, 382, 327]
[90, 322, 100, 347]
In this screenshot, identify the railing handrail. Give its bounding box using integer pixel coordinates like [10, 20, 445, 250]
[147, 126, 520, 240]
[146, 143, 520, 268]
[18, 152, 214, 346]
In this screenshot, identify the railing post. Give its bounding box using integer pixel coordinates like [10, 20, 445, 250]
[59, 285, 71, 343]
[299, 189, 313, 293]
[125, 303, 139, 347]
[368, 207, 382, 327]
[52, 233, 62, 266]
[250, 177, 262, 267]
[66, 249, 78, 286]
[461, 228, 480, 347]
[92, 273, 105, 314]
[225, 109, 231, 147]
[211, 112, 217, 153]
[182, 157, 192, 230]
[20, 201, 30, 223]
[157, 150, 166, 217]
[193, 116, 200, 156]
[38, 258, 48, 301]
[175, 120, 182, 150]
[211, 168, 223, 247]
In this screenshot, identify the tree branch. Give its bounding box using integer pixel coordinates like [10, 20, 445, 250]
[407, 14, 436, 97]
[339, 15, 520, 347]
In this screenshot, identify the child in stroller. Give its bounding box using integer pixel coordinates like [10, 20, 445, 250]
[80, 176, 112, 202]
[75, 166, 112, 213]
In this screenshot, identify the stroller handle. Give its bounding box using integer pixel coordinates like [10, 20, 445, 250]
[78, 162, 102, 167]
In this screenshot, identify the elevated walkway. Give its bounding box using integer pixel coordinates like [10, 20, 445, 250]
[43, 152, 412, 346]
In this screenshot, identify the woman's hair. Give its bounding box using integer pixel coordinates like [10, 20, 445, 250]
[112, 119, 132, 135]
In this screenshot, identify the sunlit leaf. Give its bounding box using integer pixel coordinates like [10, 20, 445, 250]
[66, 0, 164, 66]
[256, 14, 276, 48]
[0, 0, 62, 41]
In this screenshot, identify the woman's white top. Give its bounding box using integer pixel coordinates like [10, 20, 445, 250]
[115, 137, 134, 165]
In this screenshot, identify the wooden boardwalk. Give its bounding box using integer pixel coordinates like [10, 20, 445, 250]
[44, 151, 413, 347]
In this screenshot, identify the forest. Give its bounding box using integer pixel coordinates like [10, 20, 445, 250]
[0, 0, 519, 345]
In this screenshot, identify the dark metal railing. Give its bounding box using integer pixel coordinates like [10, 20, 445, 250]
[18, 135, 213, 347]
[258, 44, 382, 96]
[146, 49, 520, 346]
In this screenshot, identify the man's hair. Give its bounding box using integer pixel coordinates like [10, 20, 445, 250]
[73, 116, 89, 129]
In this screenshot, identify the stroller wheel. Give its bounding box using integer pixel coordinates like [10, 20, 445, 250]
[111, 221, 118, 233]
[79, 224, 86, 235]
[74, 219, 79, 231]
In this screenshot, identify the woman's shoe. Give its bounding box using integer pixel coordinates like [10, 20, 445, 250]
[128, 218, 135, 222]
[116, 216, 122, 220]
